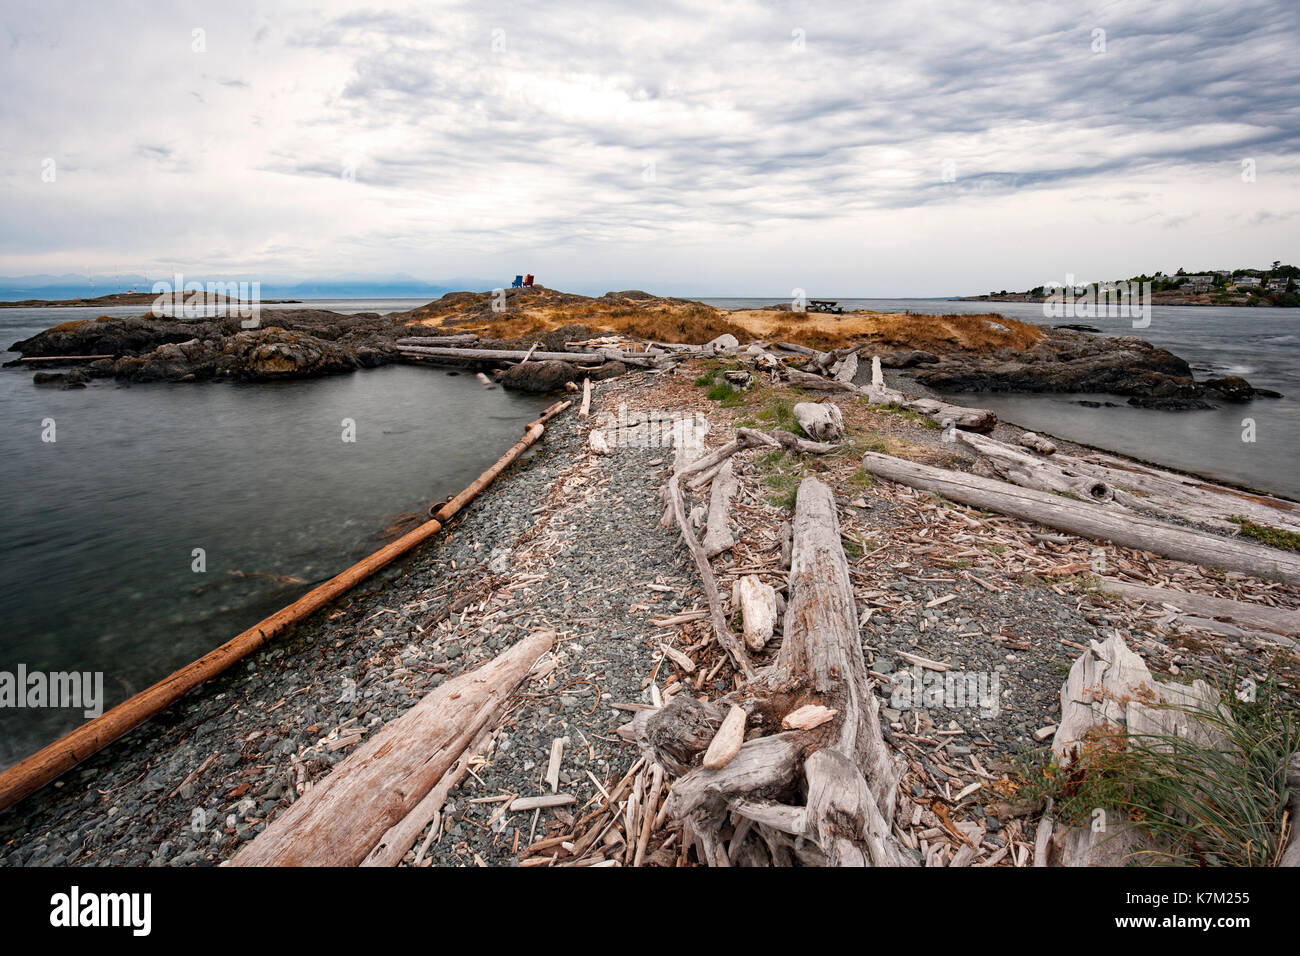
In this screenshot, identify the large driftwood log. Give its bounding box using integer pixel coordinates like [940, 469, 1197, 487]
[1099, 578, 1300, 641]
[635, 478, 913, 866]
[862, 382, 997, 433]
[1048, 448, 1300, 535]
[780, 365, 859, 393]
[229, 630, 554, 866]
[793, 402, 845, 442]
[858, 451, 1300, 586]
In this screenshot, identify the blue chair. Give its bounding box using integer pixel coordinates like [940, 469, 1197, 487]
[512, 275, 524, 288]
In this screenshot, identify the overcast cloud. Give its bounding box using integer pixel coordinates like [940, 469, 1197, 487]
[0, 0, 1296, 296]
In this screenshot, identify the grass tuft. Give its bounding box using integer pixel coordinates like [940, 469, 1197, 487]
[1015, 672, 1299, 866]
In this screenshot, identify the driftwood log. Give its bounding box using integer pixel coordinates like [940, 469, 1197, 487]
[958, 432, 1300, 535]
[794, 402, 845, 442]
[1099, 578, 1300, 642]
[1049, 448, 1300, 535]
[858, 451, 1300, 586]
[634, 478, 913, 866]
[230, 630, 555, 866]
[956, 431, 1113, 501]
[734, 574, 778, 652]
[702, 459, 739, 557]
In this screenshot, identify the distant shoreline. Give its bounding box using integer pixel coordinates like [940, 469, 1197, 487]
[0, 292, 301, 309]
[960, 291, 1296, 307]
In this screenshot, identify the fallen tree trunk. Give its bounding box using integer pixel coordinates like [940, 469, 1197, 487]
[394, 333, 479, 346]
[1047, 448, 1300, 536]
[862, 382, 997, 433]
[397, 344, 660, 369]
[634, 478, 913, 866]
[361, 727, 492, 867]
[1098, 578, 1300, 641]
[857, 451, 1300, 585]
[230, 630, 554, 866]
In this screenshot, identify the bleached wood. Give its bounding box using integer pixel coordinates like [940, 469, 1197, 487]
[736, 575, 777, 652]
[510, 793, 576, 812]
[665, 468, 756, 678]
[782, 704, 837, 730]
[578, 377, 593, 418]
[1099, 578, 1300, 641]
[834, 352, 859, 385]
[794, 402, 845, 442]
[702, 705, 747, 770]
[858, 451, 1300, 586]
[545, 737, 565, 792]
[636, 479, 913, 867]
[1017, 432, 1057, 455]
[1050, 448, 1300, 535]
[228, 630, 555, 867]
[702, 459, 739, 557]
[956, 431, 1113, 501]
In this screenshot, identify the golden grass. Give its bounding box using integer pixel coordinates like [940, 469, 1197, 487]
[737, 309, 1042, 353]
[400, 288, 1042, 356]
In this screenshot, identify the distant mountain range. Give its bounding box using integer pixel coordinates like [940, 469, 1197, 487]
[0, 274, 490, 302]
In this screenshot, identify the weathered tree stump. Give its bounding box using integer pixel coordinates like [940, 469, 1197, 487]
[634, 478, 913, 866]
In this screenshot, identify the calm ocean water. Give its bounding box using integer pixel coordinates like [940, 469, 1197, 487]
[0, 299, 548, 768]
[0, 295, 1295, 766]
[703, 298, 1300, 501]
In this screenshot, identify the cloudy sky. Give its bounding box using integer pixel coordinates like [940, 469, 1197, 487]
[1, 0, 1297, 296]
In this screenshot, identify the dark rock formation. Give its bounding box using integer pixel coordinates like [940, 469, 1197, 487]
[497, 359, 628, 393]
[1200, 376, 1255, 402]
[8, 309, 402, 383]
[877, 349, 940, 368]
[910, 328, 1257, 407]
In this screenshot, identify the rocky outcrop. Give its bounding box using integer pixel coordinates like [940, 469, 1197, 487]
[910, 328, 1264, 407]
[8, 309, 401, 383]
